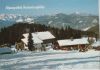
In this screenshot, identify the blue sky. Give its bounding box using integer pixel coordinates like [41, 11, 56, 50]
[0, 0, 99, 16]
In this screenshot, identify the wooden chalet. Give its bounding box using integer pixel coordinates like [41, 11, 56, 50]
[35, 31, 55, 47]
[21, 31, 55, 51]
[56, 37, 89, 52]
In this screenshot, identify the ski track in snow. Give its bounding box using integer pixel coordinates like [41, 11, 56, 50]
[0, 50, 100, 70]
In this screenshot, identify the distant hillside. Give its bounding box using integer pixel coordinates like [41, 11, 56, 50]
[88, 24, 99, 37]
[35, 13, 98, 29]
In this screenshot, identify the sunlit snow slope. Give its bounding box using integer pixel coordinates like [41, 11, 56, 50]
[0, 50, 100, 70]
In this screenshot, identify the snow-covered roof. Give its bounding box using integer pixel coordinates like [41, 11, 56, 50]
[21, 33, 43, 45]
[21, 38, 28, 45]
[23, 31, 55, 40]
[58, 37, 89, 46]
[35, 31, 55, 40]
[22, 31, 55, 45]
[23, 33, 29, 38]
[92, 40, 100, 47]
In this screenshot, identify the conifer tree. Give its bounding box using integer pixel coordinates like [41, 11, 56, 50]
[28, 32, 35, 51]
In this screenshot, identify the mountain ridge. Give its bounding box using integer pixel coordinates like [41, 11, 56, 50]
[0, 13, 99, 30]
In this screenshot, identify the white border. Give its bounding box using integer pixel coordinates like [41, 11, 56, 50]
[99, 0, 100, 38]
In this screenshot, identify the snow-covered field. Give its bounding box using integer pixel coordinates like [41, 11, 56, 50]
[0, 50, 100, 70]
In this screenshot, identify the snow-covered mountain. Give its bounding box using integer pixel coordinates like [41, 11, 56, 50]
[35, 13, 98, 30]
[0, 13, 98, 30]
[0, 14, 17, 21]
[0, 14, 17, 28]
[0, 14, 34, 28]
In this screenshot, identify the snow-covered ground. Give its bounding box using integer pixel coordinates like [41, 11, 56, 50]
[0, 47, 12, 54]
[0, 49, 100, 70]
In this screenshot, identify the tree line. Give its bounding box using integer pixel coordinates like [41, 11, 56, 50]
[0, 22, 96, 46]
